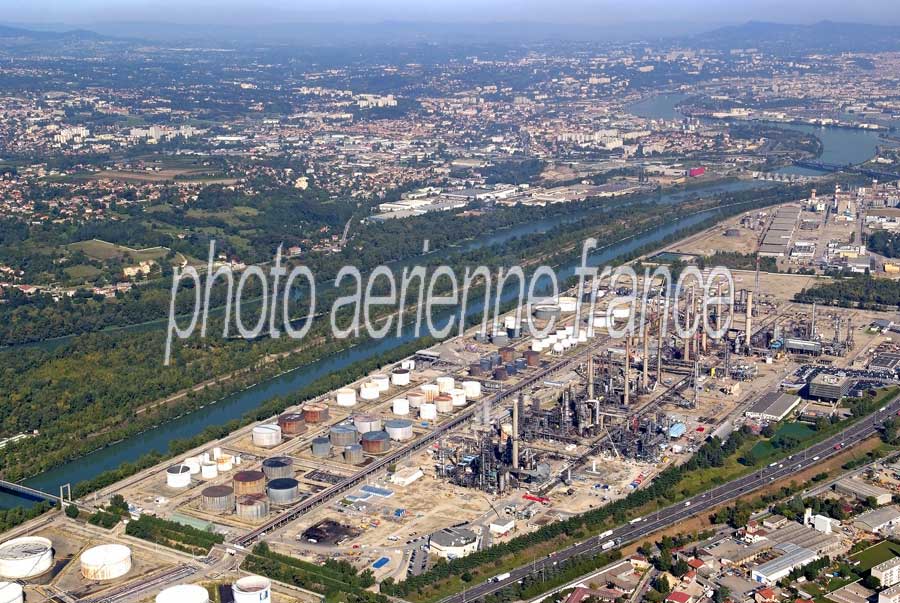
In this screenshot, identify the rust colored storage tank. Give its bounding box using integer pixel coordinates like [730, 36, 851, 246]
[236, 494, 269, 522]
[233, 470, 266, 496]
[493, 366, 508, 381]
[277, 412, 307, 435]
[360, 430, 391, 454]
[499, 346, 516, 363]
[469, 363, 484, 377]
[524, 350, 540, 367]
[302, 403, 329, 424]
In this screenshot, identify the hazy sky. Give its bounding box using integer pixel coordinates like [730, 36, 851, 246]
[4, 0, 900, 26]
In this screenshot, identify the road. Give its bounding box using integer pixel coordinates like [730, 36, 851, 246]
[438, 395, 900, 603]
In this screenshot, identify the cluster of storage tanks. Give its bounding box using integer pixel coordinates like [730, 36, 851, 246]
[0, 538, 134, 586]
[332, 359, 416, 407]
[154, 577, 270, 603]
[166, 446, 245, 489]
[200, 455, 304, 519]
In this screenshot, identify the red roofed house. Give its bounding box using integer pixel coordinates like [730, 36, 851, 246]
[666, 592, 692, 603]
[754, 588, 777, 603]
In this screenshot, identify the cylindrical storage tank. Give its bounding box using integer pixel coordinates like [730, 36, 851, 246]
[392, 397, 410, 416]
[0, 537, 53, 579]
[462, 380, 482, 400]
[450, 388, 467, 407]
[552, 342, 564, 355]
[420, 403, 437, 421]
[421, 384, 439, 402]
[233, 576, 271, 603]
[201, 485, 235, 514]
[262, 456, 294, 480]
[233, 470, 266, 496]
[156, 584, 210, 603]
[166, 464, 192, 489]
[344, 444, 364, 464]
[534, 304, 561, 321]
[360, 381, 380, 400]
[371, 374, 390, 392]
[278, 412, 307, 435]
[336, 388, 358, 407]
[558, 296, 577, 313]
[435, 394, 453, 413]
[311, 436, 331, 458]
[499, 347, 515, 363]
[201, 461, 218, 480]
[505, 363, 518, 376]
[491, 332, 509, 346]
[353, 414, 381, 434]
[408, 392, 425, 409]
[212, 447, 223, 460]
[236, 494, 269, 522]
[252, 424, 282, 448]
[493, 366, 508, 381]
[436, 376, 455, 393]
[267, 478, 302, 505]
[507, 326, 521, 339]
[0, 583, 23, 603]
[524, 350, 540, 366]
[302, 403, 329, 424]
[489, 352, 501, 366]
[80, 544, 132, 581]
[183, 457, 202, 475]
[504, 316, 517, 330]
[611, 306, 630, 319]
[479, 358, 492, 372]
[216, 454, 234, 472]
[469, 362, 484, 377]
[361, 430, 391, 454]
[329, 424, 359, 447]
[391, 368, 411, 387]
[401, 359, 415, 371]
[515, 358, 527, 370]
[385, 419, 414, 441]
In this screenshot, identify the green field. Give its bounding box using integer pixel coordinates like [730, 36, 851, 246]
[851, 540, 900, 571]
[68, 239, 170, 263]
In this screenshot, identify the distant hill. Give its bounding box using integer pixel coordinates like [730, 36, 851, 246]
[0, 24, 107, 41]
[689, 20, 900, 53]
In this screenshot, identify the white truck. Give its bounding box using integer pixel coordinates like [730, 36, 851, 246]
[493, 573, 511, 583]
[601, 540, 616, 551]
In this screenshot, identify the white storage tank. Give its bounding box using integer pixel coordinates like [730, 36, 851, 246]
[436, 376, 455, 393]
[354, 414, 382, 434]
[252, 424, 282, 448]
[0, 536, 53, 579]
[400, 359, 415, 371]
[371, 374, 390, 392]
[336, 388, 358, 407]
[420, 403, 437, 421]
[407, 391, 425, 408]
[183, 457, 202, 475]
[0, 582, 23, 603]
[201, 461, 219, 480]
[156, 584, 209, 603]
[385, 419, 414, 441]
[462, 381, 482, 400]
[80, 544, 132, 580]
[213, 447, 223, 460]
[233, 576, 272, 603]
[392, 398, 410, 415]
[360, 381, 380, 400]
[216, 454, 234, 472]
[166, 464, 192, 489]
[611, 306, 630, 319]
[391, 368, 411, 387]
[450, 388, 467, 407]
[557, 296, 577, 313]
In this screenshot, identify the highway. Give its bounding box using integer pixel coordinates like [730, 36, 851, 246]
[439, 394, 900, 603]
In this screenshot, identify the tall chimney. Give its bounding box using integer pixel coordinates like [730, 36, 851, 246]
[642, 321, 650, 392]
[656, 312, 664, 387]
[512, 398, 519, 470]
[624, 336, 631, 405]
[745, 290, 754, 354]
[587, 353, 595, 399]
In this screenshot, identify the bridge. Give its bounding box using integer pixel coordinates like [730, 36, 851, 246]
[0, 479, 62, 505]
[792, 160, 900, 180]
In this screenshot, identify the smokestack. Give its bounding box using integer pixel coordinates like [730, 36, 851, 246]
[715, 281, 722, 335]
[745, 290, 754, 354]
[684, 287, 692, 362]
[587, 353, 595, 399]
[481, 397, 490, 426]
[512, 398, 519, 470]
[811, 302, 816, 339]
[624, 336, 631, 405]
[642, 321, 650, 392]
[656, 312, 664, 387]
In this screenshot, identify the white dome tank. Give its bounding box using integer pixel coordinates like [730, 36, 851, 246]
[450, 388, 467, 407]
[420, 403, 437, 421]
[0, 582, 23, 603]
[462, 381, 482, 400]
[233, 576, 271, 603]
[156, 584, 209, 603]
[392, 398, 410, 415]
[360, 382, 380, 400]
[0, 536, 53, 579]
[80, 544, 132, 580]
[436, 376, 455, 393]
[252, 424, 282, 448]
[201, 461, 219, 479]
[371, 374, 390, 392]
[336, 388, 358, 407]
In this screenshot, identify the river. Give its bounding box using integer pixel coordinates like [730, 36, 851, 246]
[0, 177, 779, 509]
